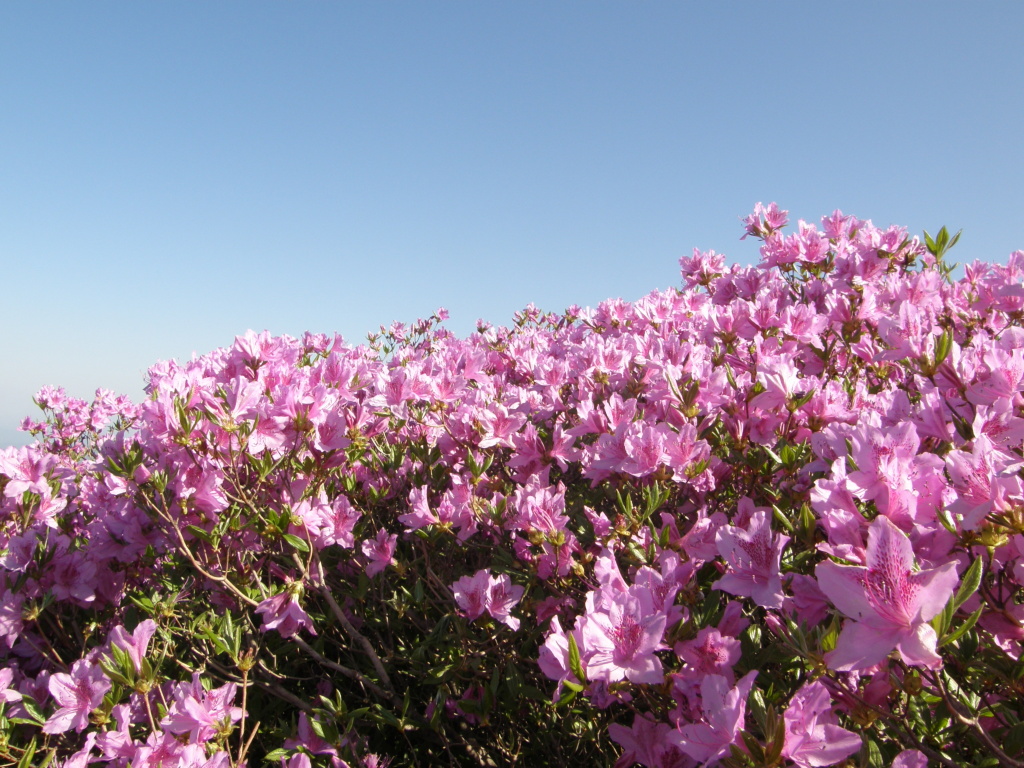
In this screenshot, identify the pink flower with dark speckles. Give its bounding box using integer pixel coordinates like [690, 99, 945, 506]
[816, 516, 959, 671]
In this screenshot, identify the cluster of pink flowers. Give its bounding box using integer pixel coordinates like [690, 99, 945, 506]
[1, 204, 1022, 767]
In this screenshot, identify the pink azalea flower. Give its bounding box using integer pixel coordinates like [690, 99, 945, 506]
[846, 422, 919, 516]
[43, 660, 111, 734]
[715, 504, 788, 609]
[620, 422, 669, 477]
[132, 728, 187, 767]
[580, 592, 666, 685]
[451, 569, 524, 630]
[284, 711, 338, 756]
[538, 616, 582, 694]
[49, 549, 98, 605]
[452, 569, 490, 621]
[109, 618, 158, 673]
[486, 572, 525, 630]
[815, 516, 959, 671]
[674, 627, 741, 683]
[95, 704, 135, 763]
[54, 732, 97, 768]
[162, 672, 243, 743]
[891, 750, 928, 768]
[945, 435, 1020, 530]
[256, 585, 317, 638]
[781, 680, 862, 767]
[668, 671, 757, 765]
[608, 713, 691, 768]
[0, 668, 22, 704]
[477, 403, 526, 448]
[786, 573, 831, 628]
[361, 528, 398, 577]
[742, 201, 789, 239]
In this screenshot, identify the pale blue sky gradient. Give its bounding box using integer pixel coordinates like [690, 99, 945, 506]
[2, 2, 1022, 447]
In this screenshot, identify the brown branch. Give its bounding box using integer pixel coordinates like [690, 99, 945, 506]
[931, 671, 1024, 768]
[292, 553, 396, 694]
[206, 656, 314, 713]
[290, 635, 400, 708]
[141, 494, 259, 609]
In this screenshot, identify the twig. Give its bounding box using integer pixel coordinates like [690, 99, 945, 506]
[295, 553, 396, 693]
[820, 674, 962, 768]
[142, 495, 259, 608]
[290, 635, 401, 708]
[236, 667, 249, 768]
[236, 720, 260, 768]
[208, 657, 314, 712]
[931, 671, 1024, 768]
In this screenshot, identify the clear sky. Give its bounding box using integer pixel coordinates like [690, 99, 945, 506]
[2, 2, 1022, 448]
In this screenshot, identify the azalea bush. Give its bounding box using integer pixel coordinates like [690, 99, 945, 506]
[2, 204, 1023, 768]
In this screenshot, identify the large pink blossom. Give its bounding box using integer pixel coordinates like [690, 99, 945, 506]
[714, 504, 788, 609]
[580, 592, 666, 685]
[816, 516, 959, 670]
[256, 586, 317, 638]
[668, 671, 757, 765]
[43, 660, 111, 734]
[781, 680, 862, 767]
[451, 569, 524, 630]
[162, 672, 243, 743]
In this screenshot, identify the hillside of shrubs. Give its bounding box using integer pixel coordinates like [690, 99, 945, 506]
[2, 204, 1023, 767]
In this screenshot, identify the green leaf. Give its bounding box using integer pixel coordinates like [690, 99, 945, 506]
[16, 736, 36, 768]
[19, 695, 45, 725]
[282, 533, 310, 552]
[820, 616, 839, 652]
[372, 704, 402, 728]
[567, 632, 587, 685]
[263, 749, 290, 762]
[129, 595, 155, 613]
[952, 557, 983, 612]
[1003, 723, 1024, 758]
[779, 443, 798, 466]
[724, 363, 738, 390]
[747, 688, 768, 731]
[931, 599, 954, 639]
[309, 715, 327, 739]
[740, 731, 766, 764]
[504, 664, 523, 698]
[555, 686, 578, 708]
[934, 328, 954, 367]
[937, 508, 958, 537]
[488, 667, 501, 699]
[185, 525, 215, 545]
[521, 685, 548, 701]
[346, 706, 371, 721]
[615, 488, 634, 519]
[861, 737, 885, 768]
[791, 388, 816, 408]
[765, 718, 787, 766]
[940, 604, 984, 647]
[100, 659, 133, 688]
[950, 408, 974, 441]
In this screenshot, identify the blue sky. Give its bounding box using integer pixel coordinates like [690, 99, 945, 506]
[2, 2, 1022, 448]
